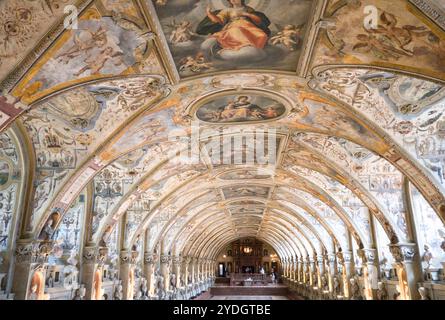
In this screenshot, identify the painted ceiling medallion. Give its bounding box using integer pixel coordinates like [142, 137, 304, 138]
[196, 92, 287, 123]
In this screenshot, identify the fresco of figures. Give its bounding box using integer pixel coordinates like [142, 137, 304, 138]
[10, 1, 163, 104]
[311, 0, 445, 78]
[196, 93, 287, 123]
[153, 0, 313, 76]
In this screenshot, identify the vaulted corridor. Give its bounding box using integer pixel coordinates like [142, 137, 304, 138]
[0, 0, 444, 301]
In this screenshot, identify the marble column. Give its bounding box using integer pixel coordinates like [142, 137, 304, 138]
[182, 257, 190, 287]
[189, 257, 196, 284]
[119, 250, 138, 300]
[363, 248, 378, 300]
[160, 254, 171, 293]
[143, 252, 156, 296]
[80, 245, 108, 300]
[292, 256, 298, 281]
[309, 256, 316, 287]
[342, 250, 354, 299]
[172, 256, 181, 289]
[297, 257, 303, 283]
[12, 240, 53, 300]
[389, 243, 421, 300]
[317, 255, 324, 289]
[327, 253, 337, 294]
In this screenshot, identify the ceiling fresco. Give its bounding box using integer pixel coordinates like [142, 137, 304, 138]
[152, 0, 314, 77]
[0, 0, 444, 301]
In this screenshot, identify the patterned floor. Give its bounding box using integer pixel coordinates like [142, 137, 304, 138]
[210, 296, 289, 300]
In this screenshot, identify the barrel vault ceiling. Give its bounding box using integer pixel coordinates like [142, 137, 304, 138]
[0, 0, 445, 261]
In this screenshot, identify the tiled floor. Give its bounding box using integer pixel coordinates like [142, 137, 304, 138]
[210, 296, 289, 300]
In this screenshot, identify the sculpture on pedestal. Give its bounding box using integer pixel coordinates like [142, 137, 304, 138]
[349, 278, 363, 300]
[422, 245, 433, 270]
[376, 282, 388, 300]
[333, 275, 341, 297]
[140, 278, 149, 300]
[418, 286, 431, 300]
[113, 283, 123, 300]
[63, 249, 79, 290]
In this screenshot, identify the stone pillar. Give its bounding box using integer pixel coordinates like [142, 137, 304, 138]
[172, 256, 181, 289]
[389, 243, 421, 300]
[317, 255, 324, 288]
[303, 259, 309, 284]
[309, 256, 316, 287]
[342, 251, 354, 299]
[297, 257, 303, 282]
[160, 254, 171, 292]
[120, 250, 138, 300]
[143, 252, 156, 296]
[182, 257, 190, 287]
[292, 256, 297, 281]
[327, 253, 337, 294]
[190, 257, 196, 284]
[363, 248, 378, 300]
[12, 240, 53, 300]
[202, 259, 207, 280]
[282, 258, 287, 278]
[198, 258, 204, 282]
[80, 246, 108, 300]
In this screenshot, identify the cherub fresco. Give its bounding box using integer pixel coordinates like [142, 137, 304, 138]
[16, 14, 150, 95]
[353, 11, 433, 61]
[317, 2, 445, 74]
[74, 46, 124, 77]
[55, 27, 108, 64]
[169, 21, 196, 44]
[179, 52, 213, 73]
[270, 25, 303, 51]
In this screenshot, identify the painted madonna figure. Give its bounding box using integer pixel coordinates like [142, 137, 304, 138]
[197, 0, 271, 61]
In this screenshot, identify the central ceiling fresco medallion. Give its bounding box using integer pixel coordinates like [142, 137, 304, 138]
[195, 92, 287, 123]
[153, 0, 313, 76]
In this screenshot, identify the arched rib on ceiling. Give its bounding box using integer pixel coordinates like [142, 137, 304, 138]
[26, 75, 444, 246]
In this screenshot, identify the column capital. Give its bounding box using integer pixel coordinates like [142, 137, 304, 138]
[83, 246, 109, 265]
[15, 240, 54, 264]
[160, 254, 171, 264]
[120, 250, 138, 264]
[342, 250, 353, 263]
[363, 248, 377, 264]
[144, 252, 157, 264]
[172, 256, 182, 264]
[389, 243, 416, 264]
[327, 253, 337, 264]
